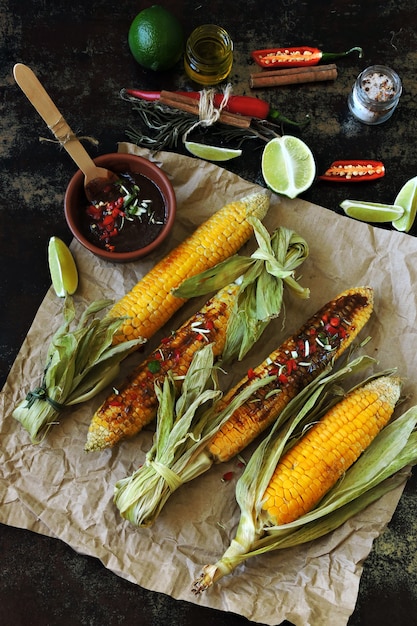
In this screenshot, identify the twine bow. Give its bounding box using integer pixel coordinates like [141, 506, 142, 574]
[183, 83, 233, 141]
[25, 385, 66, 412]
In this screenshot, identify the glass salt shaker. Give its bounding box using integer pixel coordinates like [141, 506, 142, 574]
[348, 65, 402, 125]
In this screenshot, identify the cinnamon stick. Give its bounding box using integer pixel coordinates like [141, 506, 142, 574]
[250, 63, 338, 89]
[159, 90, 252, 128]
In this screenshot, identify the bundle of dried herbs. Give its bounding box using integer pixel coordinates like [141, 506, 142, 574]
[120, 89, 307, 151]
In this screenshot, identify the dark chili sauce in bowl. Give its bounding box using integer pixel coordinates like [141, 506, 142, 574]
[80, 171, 167, 254]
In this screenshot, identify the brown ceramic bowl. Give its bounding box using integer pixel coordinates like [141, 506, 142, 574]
[64, 153, 176, 262]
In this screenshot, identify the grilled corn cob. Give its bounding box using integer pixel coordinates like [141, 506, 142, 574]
[108, 192, 270, 344]
[85, 283, 239, 452]
[261, 376, 401, 525]
[192, 374, 404, 594]
[208, 286, 374, 463]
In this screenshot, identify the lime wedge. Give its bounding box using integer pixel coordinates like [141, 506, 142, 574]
[340, 200, 404, 223]
[261, 135, 316, 199]
[184, 141, 242, 162]
[392, 176, 417, 232]
[48, 236, 78, 298]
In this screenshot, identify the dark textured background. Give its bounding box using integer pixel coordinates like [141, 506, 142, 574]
[1, 1, 416, 624]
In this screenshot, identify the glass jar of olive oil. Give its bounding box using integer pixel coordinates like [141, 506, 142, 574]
[184, 24, 233, 86]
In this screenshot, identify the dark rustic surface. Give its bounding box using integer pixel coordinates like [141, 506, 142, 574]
[1, 1, 416, 625]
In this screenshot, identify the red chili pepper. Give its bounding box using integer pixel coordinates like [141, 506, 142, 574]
[86, 205, 102, 219]
[338, 326, 347, 339]
[124, 88, 270, 118]
[122, 88, 306, 127]
[325, 323, 339, 336]
[251, 45, 363, 69]
[286, 358, 297, 374]
[319, 160, 385, 182]
[102, 214, 115, 226]
[247, 368, 256, 380]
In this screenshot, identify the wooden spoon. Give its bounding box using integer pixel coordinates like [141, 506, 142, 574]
[13, 63, 118, 202]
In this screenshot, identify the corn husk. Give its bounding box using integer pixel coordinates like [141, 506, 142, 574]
[12, 297, 144, 443]
[192, 357, 417, 593]
[114, 342, 275, 527]
[173, 219, 310, 361]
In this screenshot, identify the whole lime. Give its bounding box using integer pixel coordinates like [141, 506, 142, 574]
[128, 5, 184, 72]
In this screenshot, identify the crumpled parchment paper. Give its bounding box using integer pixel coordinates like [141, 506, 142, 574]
[1, 143, 416, 626]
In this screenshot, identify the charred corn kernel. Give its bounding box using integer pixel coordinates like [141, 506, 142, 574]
[261, 376, 401, 525]
[85, 283, 239, 452]
[108, 192, 269, 344]
[208, 286, 374, 463]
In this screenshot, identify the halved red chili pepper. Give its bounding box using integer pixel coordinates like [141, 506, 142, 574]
[319, 160, 385, 182]
[251, 45, 363, 69]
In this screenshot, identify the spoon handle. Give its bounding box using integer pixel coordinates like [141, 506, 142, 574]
[13, 63, 99, 178]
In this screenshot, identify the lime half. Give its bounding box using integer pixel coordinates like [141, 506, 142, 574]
[184, 141, 242, 162]
[392, 176, 417, 232]
[261, 135, 316, 199]
[48, 236, 78, 298]
[340, 200, 404, 223]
